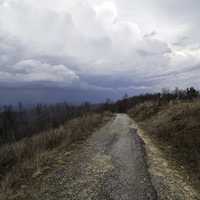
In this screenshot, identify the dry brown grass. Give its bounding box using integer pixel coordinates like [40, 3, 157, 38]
[128, 101, 161, 121]
[0, 112, 112, 198]
[128, 100, 200, 189]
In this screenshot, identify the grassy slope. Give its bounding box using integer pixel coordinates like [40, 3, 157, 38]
[128, 100, 200, 189]
[0, 112, 112, 198]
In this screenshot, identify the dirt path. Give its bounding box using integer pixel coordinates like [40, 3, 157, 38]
[31, 114, 157, 200]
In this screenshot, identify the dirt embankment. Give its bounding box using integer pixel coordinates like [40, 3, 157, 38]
[128, 100, 200, 197]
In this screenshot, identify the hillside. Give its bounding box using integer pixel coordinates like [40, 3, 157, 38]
[0, 112, 112, 199]
[128, 99, 200, 191]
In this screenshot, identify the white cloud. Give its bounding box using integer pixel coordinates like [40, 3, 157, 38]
[0, 0, 200, 93]
[0, 59, 79, 84]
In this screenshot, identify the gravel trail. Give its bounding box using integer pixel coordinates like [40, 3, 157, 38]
[35, 114, 157, 200]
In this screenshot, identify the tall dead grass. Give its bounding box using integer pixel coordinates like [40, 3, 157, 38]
[0, 112, 111, 197]
[128, 100, 200, 189]
[128, 101, 161, 121]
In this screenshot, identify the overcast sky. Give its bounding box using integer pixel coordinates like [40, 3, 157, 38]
[0, 0, 200, 104]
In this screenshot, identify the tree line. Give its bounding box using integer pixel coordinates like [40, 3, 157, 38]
[1, 87, 199, 146]
[0, 102, 93, 146]
[102, 87, 200, 113]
